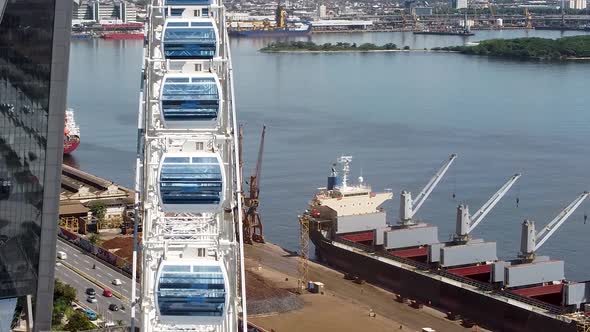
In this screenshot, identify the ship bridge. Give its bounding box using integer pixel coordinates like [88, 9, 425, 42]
[134, 0, 246, 331]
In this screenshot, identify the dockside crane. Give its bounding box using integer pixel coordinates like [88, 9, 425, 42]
[242, 126, 266, 244]
[520, 191, 589, 261]
[399, 154, 457, 226]
[454, 173, 521, 243]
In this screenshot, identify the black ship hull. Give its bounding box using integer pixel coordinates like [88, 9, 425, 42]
[310, 228, 576, 332]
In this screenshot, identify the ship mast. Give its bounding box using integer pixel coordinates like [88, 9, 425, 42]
[337, 156, 352, 190]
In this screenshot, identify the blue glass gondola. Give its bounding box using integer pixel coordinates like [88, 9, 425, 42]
[158, 153, 225, 212]
[163, 18, 219, 59]
[155, 260, 228, 325]
[164, 0, 214, 18]
[160, 74, 221, 128]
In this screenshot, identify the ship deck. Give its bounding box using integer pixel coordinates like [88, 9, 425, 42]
[332, 238, 569, 316]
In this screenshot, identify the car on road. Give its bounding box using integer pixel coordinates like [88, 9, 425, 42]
[85, 288, 96, 296]
[87, 295, 97, 303]
[82, 308, 97, 321]
[57, 251, 67, 260]
[108, 304, 119, 311]
[112, 278, 122, 286]
[103, 288, 113, 297]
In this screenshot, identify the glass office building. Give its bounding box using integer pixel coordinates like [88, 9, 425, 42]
[0, 0, 72, 330]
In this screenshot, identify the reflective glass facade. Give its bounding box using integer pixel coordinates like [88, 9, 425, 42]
[157, 264, 226, 317]
[0, 0, 71, 329]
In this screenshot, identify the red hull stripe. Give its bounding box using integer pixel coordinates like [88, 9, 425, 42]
[389, 246, 428, 258]
[339, 231, 374, 243]
[511, 284, 564, 298]
[448, 264, 492, 276]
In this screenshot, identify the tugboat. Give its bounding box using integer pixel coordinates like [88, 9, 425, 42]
[63, 109, 80, 154]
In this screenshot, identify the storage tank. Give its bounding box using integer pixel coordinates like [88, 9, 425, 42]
[495, 18, 503, 27]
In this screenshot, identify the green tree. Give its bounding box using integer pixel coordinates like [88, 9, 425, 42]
[88, 232, 101, 245]
[89, 202, 107, 228]
[54, 280, 77, 303]
[53, 280, 78, 326]
[63, 311, 95, 332]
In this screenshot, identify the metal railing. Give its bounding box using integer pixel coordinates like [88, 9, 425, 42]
[335, 237, 567, 315]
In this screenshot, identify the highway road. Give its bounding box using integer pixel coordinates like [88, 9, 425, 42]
[55, 263, 130, 323]
[56, 239, 136, 300]
[55, 239, 139, 325]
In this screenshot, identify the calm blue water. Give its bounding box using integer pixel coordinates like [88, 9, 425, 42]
[67, 30, 590, 280]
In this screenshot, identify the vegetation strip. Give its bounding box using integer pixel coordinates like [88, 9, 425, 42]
[434, 35, 590, 60]
[262, 36, 590, 61]
[260, 41, 406, 52]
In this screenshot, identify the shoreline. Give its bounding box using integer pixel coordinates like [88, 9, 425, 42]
[260, 48, 590, 61]
[260, 49, 459, 53]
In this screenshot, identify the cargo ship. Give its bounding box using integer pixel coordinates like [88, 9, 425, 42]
[100, 32, 144, 40]
[228, 1, 311, 37]
[63, 109, 80, 154]
[304, 155, 590, 332]
[413, 30, 475, 36]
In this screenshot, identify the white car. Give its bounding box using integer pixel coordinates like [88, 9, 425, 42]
[87, 295, 98, 303]
[112, 279, 122, 286]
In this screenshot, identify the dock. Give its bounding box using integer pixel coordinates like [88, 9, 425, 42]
[245, 242, 480, 332]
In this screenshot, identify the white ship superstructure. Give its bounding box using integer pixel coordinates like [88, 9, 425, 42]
[133, 0, 246, 331]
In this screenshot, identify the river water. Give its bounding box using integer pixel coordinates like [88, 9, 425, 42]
[67, 30, 590, 280]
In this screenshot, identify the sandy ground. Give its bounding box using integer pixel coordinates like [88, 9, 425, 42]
[251, 293, 416, 332]
[245, 242, 486, 332]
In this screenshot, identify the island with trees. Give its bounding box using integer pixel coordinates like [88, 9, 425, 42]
[260, 41, 407, 52]
[432, 35, 590, 60]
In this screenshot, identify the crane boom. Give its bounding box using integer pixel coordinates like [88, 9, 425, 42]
[399, 154, 457, 224]
[468, 173, 521, 233]
[534, 191, 589, 251]
[250, 125, 266, 194]
[412, 154, 457, 213]
[455, 173, 520, 242]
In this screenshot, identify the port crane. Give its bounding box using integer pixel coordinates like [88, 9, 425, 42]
[243, 125, 266, 244]
[519, 191, 589, 261]
[453, 173, 521, 243]
[399, 154, 457, 226]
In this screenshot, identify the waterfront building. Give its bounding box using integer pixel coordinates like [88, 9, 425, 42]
[72, 0, 138, 23]
[0, 0, 72, 330]
[60, 165, 134, 233]
[567, 0, 587, 9]
[451, 0, 468, 9]
[414, 6, 433, 16]
[318, 4, 327, 18]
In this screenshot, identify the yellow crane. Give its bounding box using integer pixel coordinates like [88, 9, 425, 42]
[297, 213, 310, 293]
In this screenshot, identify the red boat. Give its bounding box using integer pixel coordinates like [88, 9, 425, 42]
[100, 32, 144, 40]
[64, 109, 80, 154]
